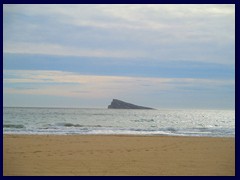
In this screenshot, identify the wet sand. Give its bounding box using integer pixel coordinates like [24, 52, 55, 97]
[3, 135, 235, 176]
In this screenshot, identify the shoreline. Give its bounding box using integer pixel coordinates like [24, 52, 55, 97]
[3, 133, 235, 138]
[4, 134, 235, 176]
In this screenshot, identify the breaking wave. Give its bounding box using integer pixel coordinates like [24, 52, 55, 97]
[56, 123, 103, 128]
[4, 124, 25, 129]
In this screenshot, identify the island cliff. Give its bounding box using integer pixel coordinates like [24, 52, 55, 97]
[108, 99, 154, 109]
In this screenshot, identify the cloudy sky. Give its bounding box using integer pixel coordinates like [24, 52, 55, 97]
[3, 4, 235, 109]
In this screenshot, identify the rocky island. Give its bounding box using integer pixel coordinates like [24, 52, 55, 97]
[108, 99, 154, 109]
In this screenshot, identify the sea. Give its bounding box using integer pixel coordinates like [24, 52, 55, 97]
[3, 107, 235, 137]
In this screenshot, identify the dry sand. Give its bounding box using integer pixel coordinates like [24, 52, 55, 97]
[3, 135, 235, 176]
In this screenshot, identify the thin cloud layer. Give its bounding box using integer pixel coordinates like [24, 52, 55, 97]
[3, 4, 234, 64]
[4, 70, 234, 99]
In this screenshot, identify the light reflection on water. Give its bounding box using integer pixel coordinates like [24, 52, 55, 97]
[3, 107, 235, 137]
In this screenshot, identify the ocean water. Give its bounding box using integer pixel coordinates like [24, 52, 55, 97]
[3, 107, 235, 137]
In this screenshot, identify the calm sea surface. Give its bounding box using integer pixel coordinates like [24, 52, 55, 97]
[3, 107, 235, 137]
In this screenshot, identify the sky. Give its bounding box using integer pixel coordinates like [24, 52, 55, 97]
[3, 4, 235, 109]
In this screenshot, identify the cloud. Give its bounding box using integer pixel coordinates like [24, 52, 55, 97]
[3, 42, 145, 58]
[4, 4, 234, 30]
[3, 70, 234, 100]
[3, 4, 235, 64]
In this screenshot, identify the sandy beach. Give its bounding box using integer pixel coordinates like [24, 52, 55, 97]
[3, 135, 235, 176]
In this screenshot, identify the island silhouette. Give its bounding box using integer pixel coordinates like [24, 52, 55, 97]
[108, 99, 154, 109]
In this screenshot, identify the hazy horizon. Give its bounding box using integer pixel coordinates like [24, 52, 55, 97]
[3, 4, 235, 109]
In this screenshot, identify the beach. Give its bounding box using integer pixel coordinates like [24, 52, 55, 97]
[3, 135, 235, 176]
